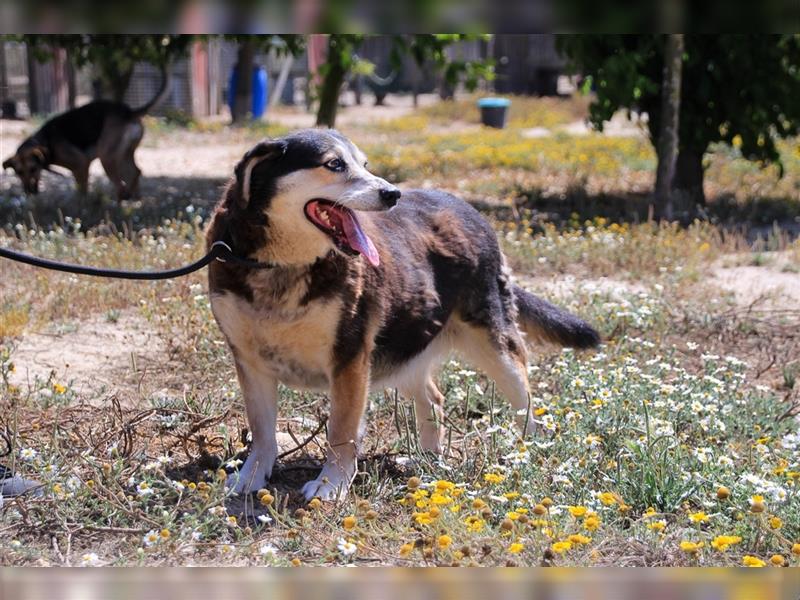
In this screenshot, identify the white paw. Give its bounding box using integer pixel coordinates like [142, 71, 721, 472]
[517, 411, 540, 437]
[225, 450, 275, 496]
[301, 477, 348, 501]
[419, 428, 444, 454]
[301, 462, 355, 501]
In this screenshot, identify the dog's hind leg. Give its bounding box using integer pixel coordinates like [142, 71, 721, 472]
[454, 323, 535, 436]
[119, 122, 144, 198]
[100, 155, 124, 200]
[227, 361, 279, 495]
[399, 379, 445, 453]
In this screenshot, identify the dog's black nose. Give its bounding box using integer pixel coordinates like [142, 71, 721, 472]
[380, 188, 401, 207]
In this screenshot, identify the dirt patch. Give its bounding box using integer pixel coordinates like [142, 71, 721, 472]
[8, 310, 167, 401]
[712, 253, 800, 308]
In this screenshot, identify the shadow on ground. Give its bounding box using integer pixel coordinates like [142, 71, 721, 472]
[166, 453, 413, 519]
[0, 173, 227, 233]
[4, 171, 798, 245]
[477, 185, 800, 242]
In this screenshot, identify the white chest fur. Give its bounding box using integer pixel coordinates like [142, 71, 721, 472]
[210, 283, 342, 390]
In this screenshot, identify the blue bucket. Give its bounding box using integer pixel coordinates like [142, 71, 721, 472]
[477, 97, 511, 128]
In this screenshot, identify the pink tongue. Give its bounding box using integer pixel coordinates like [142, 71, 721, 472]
[341, 209, 380, 267]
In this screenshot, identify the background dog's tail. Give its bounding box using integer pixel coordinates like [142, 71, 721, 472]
[132, 63, 171, 117]
[514, 285, 600, 349]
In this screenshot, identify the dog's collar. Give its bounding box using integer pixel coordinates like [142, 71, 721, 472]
[211, 241, 275, 270]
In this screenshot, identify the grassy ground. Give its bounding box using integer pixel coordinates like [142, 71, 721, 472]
[1, 95, 799, 567]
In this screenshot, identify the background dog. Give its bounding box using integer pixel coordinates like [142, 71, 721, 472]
[206, 129, 599, 500]
[2, 66, 169, 200]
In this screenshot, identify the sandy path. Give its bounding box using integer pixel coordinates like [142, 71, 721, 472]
[8, 310, 166, 399]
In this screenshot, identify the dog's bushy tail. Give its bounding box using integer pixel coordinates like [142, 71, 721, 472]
[514, 285, 600, 349]
[132, 63, 171, 117]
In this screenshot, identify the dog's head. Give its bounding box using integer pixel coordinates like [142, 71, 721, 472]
[3, 143, 48, 194]
[226, 129, 400, 267]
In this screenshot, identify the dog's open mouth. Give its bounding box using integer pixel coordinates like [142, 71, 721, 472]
[304, 199, 380, 267]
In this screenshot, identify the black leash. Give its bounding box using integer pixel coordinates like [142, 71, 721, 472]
[0, 240, 273, 280]
[0, 240, 272, 491]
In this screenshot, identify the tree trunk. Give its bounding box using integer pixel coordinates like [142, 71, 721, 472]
[315, 43, 346, 128]
[105, 61, 133, 103]
[66, 57, 76, 109]
[231, 40, 255, 124]
[654, 34, 684, 221]
[673, 147, 707, 210]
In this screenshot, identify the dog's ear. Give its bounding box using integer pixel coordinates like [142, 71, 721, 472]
[31, 148, 46, 165]
[234, 139, 287, 208]
[2, 156, 15, 170]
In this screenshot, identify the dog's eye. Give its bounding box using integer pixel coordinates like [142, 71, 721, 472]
[324, 158, 345, 172]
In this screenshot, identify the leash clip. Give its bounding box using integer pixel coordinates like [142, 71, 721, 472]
[211, 240, 233, 263]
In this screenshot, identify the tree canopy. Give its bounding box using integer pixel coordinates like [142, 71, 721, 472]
[558, 34, 800, 207]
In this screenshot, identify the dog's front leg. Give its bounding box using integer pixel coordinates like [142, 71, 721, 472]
[227, 361, 278, 495]
[302, 351, 370, 501]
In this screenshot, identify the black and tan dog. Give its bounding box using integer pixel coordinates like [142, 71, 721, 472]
[3, 68, 169, 200]
[207, 129, 599, 500]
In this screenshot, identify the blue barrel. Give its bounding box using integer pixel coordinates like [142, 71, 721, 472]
[228, 65, 269, 119]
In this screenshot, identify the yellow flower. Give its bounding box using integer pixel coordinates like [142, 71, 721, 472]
[503, 492, 520, 500]
[584, 515, 601, 532]
[646, 520, 666, 532]
[308, 498, 322, 510]
[431, 493, 453, 505]
[769, 516, 783, 530]
[568, 534, 592, 545]
[680, 541, 704, 554]
[716, 486, 730, 500]
[506, 511, 520, 521]
[598, 492, 617, 506]
[551, 541, 573, 554]
[413, 512, 434, 525]
[643, 507, 657, 519]
[464, 516, 485, 532]
[770, 554, 785, 567]
[472, 498, 487, 510]
[342, 516, 357, 530]
[399, 543, 414, 557]
[53, 383, 66, 394]
[160, 528, 171, 539]
[568, 506, 588, 518]
[508, 543, 524, 554]
[732, 134, 743, 148]
[750, 495, 765, 513]
[435, 480, 455, 492]
[689, 511, 710, 524]
[710, 535, 741, 552]
[742, 555, 766, 567]
[483, 473, 504, 485]
[437, 535, 452, 549]
[792, 543, 800, 556]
